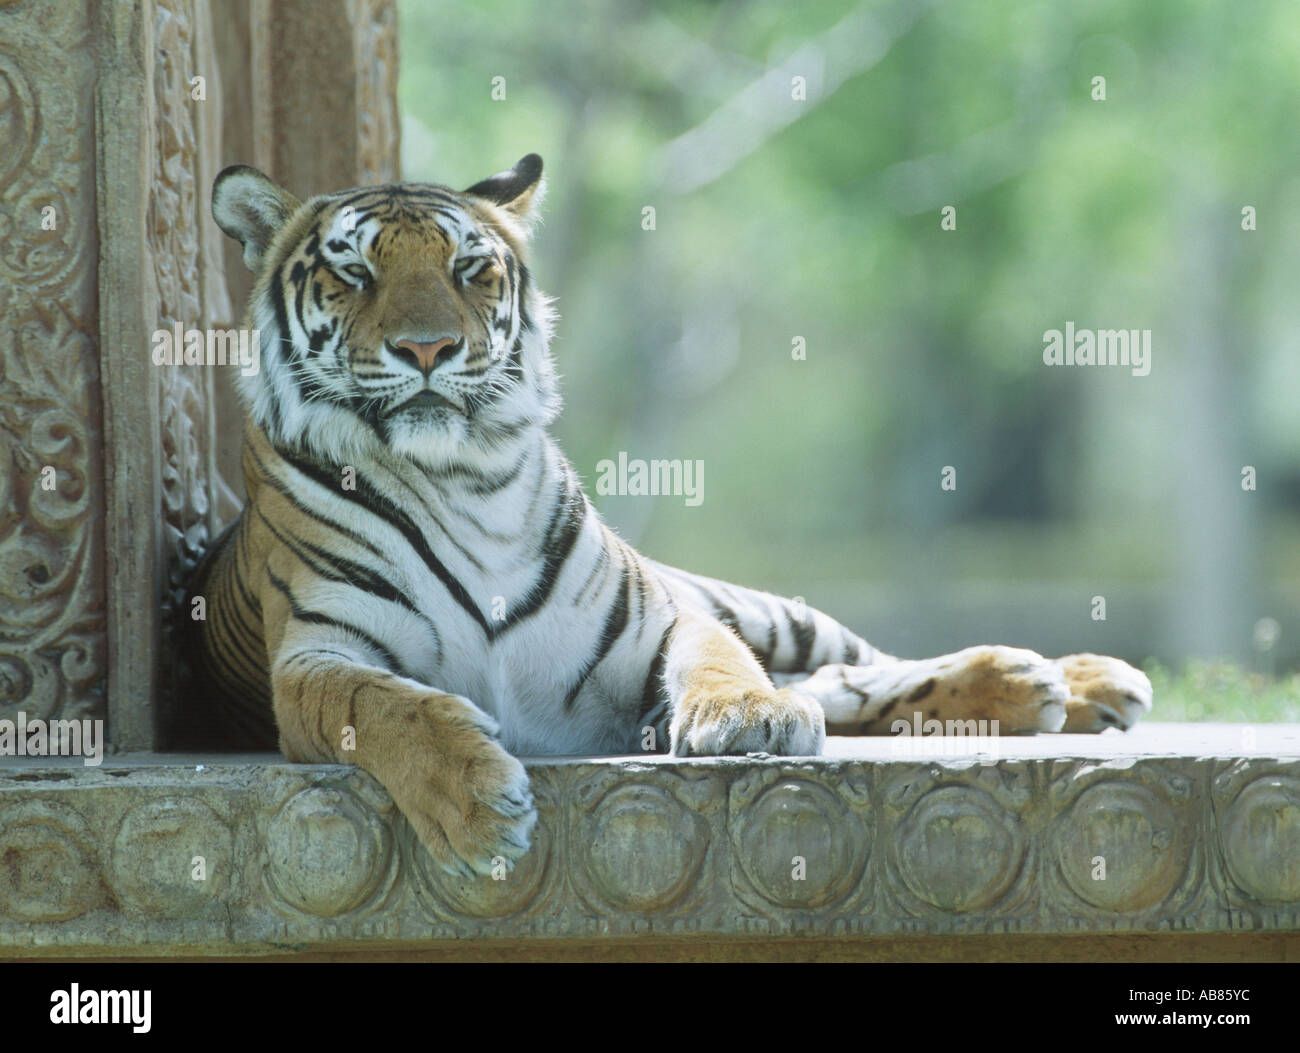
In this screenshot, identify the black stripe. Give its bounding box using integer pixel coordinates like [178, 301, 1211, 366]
[874, 697, 901, 723]
[638, 618, 675, 726]
[255, 507, 417, 616]
[430, 206, 466, 225]
[839, 669, 872, 703]
[247, 443, 386, 560]
[191, 521, 267, 692]
[253, 507, 444, 665]
[791, 605, 817, 672]
[287, 261, 309, 350]
[273, 445, 491, 635]
[307, 320, 336, 354]
[504, 340, 525, 384]
[210, 581, 267, 686]
[563, 564, 631, 710]
[266, 567, 408, 676]
[468, 451, 527, 495]
[202, 597, 269, 705]
[283, 646, 365, 670]
[841, 629, 865, 665]
[254, 198, 330, 285]
[375, 468, 487, 574]
[231, 550, 264, 623]
[517, 263, 534, 333]
[203, 627, 266, 705]
[710, 597, 741, 636]
[499, 466, 587, 632]
[574, 544, 609, 603]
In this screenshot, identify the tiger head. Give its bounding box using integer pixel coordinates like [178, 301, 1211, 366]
[211, 155, 558, 468]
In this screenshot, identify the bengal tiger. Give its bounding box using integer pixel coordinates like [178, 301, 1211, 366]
[184, 154, 1153, 877]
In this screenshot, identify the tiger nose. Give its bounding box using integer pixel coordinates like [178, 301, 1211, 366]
[392, 336, 460, 374]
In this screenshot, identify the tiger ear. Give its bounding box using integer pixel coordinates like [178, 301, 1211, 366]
[463, 154, 545, 225]
[212, 164, 301, 273]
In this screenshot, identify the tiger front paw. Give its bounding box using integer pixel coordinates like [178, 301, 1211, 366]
[670, 685, 826, 757]
[1057, 653, 1153, 732]
[376, 694, 538, 878]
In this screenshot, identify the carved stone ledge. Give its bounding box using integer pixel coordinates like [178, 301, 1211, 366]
[0, 725, 1297, 958]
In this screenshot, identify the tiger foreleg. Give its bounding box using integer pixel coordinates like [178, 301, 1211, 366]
[776, 645, 1072, 735]
[666, 612, 826, 756]
[270, 641, 536, 877]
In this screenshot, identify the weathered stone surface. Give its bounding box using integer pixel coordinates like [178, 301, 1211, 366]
[1, 726, 1297, 956]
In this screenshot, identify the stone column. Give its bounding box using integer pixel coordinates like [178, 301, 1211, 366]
[0, 0, 400, 752]
[0, 1, 106, 742]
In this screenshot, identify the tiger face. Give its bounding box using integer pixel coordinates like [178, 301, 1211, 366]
[212, 155, 558, 467]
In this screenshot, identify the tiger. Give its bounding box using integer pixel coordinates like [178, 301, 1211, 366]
[182, 153, 1153, 877]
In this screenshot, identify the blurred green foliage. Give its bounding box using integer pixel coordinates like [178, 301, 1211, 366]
[1145, 660, 1300, 722]
[397, 0, 1300, 697]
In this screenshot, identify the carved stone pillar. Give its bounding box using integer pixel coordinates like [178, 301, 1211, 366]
[252, 0, 401, 199]
[0, 0, 400, 751]
[0, 1, 106, 740]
